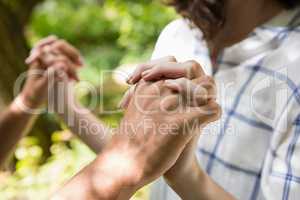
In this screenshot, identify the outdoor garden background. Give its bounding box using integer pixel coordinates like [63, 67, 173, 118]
[0, 0, 177, 199]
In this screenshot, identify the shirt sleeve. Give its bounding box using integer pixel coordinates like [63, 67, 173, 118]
[151, 19, 188, 60]
[151, 19, 213, 75]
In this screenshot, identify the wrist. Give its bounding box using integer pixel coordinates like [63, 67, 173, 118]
[164, 157, 208, 200]
[18, 91, 43, 110]
[10, 94, 43, 116]
[164, 154, 199, 184]
[164, 159, 233, 200]
[90, 141, 144, 199]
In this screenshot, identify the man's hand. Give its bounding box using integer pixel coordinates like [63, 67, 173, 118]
[121, 57, 218, 182]
[120, 57, 235, 200]
[112, 79, 219, 183]
[21, 36, 83, 109]
[55, 78, 220, 200]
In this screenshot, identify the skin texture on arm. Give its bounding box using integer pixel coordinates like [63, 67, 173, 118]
[50, 139, 140, 200]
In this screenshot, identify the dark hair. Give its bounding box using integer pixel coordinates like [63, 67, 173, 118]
[279, 0, 300, 9]
[167, 0, 300, 38]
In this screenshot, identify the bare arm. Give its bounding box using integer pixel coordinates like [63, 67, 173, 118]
[0, 35, 80, 167]
[52, 79, 220, 200]
[55, 81, 111, 153]
[27, 37, 112, 154]
[166, 157, 235, 200]
[0, 96, 37, 166]
[51, 143, 137, 200]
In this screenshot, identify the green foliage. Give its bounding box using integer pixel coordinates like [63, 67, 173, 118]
[27, 0, 176, 85]
[0, 134, 96, 199]
[0, 0, 177, 199]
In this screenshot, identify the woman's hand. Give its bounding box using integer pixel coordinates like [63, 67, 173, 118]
[22, 36, 83, 109]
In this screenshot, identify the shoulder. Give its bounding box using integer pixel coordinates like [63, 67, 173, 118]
[151, 18, 212, 74]
[156, 18, 192, 40]
[151, 18, 192, 59]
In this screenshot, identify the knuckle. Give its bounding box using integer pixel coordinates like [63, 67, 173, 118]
[185, 60, 201, 77]
[56, 39, 66, 47]
[59, 39, 66, 44]
[48, 35, 58, 39]
[165, 55, 176, 62]
[188, 60, 201, 70]
[204, 76, 215, 84]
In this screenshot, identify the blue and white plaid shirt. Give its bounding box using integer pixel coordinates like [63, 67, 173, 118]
[150, 8, 300, 200]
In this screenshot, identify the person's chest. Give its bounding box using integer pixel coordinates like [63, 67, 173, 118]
[197, 30, 300, 171]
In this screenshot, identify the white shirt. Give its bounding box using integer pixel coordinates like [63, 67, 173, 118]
[150, 8, 300, 200]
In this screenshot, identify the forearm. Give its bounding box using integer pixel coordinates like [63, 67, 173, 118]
[55, 82, 111, 153]
[58, 103, 111, 153]
[52, 140, 139, 200]
[166, 157, 235, 200]
[0, 96, 37, 166]
[51, 161, 126, 200]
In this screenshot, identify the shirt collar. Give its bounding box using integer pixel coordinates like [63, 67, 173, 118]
[220, 8, 300, 68]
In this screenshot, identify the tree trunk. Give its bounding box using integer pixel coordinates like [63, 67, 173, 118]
[0, 1, 28, 105]
[0, 0, 60, 167]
